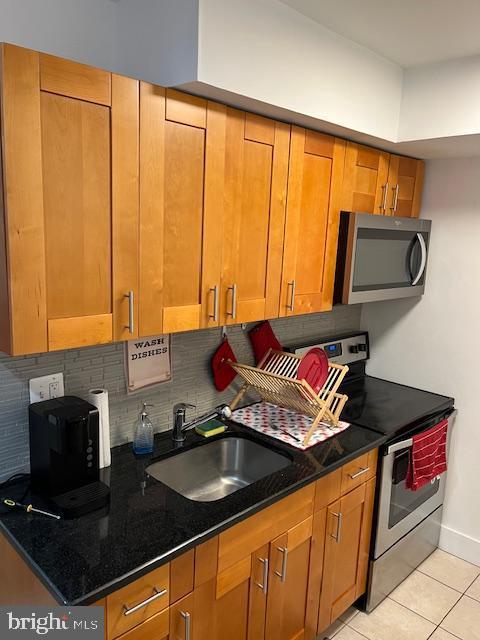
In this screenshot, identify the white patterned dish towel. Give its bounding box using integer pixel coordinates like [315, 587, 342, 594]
[231, 401, 350, 450]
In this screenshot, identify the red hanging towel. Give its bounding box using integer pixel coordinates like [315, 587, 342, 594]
[211, 337, 238, 391]
[406, 419, 448, 491]
[249, 320, 282, 365]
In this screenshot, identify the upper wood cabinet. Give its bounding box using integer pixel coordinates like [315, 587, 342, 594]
[0, 44, 139, 355]
[220, 110, 290, 325]
[342, 141, 424, 218]
[139, 84, 226, 336]
[341, 142, 389, 215]
[280, 128, 346, 316]
[386, 154, 425, 217]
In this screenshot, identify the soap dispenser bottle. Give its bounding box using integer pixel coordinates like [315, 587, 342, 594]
[133, 403, 154, 454]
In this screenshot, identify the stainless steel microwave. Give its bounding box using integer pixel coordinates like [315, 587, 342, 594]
[335, 212, 432, 305]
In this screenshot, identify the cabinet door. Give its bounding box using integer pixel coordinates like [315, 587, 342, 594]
[341, 142, 390, 215]
[386, 155, 424, 218]
[221, 110, 289, 324]
[265, 517, 313, 640]
[317, 478, 376, 633]
[1, 44, 138, 354]
[139, 86, 225, 336]
[194, 549, 267, 640]
[280, 128, 345, 316]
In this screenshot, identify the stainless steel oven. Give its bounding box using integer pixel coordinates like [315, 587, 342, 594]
[367, 408, 457, 611]
[335, 212, 432, 305]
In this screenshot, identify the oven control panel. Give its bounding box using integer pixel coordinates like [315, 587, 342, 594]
[289, 332, 369, 366]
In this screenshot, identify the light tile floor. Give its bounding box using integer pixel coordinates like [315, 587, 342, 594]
[319, 549, 480, 640]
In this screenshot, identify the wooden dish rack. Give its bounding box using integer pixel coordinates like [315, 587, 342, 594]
[229, 349, 349, 446]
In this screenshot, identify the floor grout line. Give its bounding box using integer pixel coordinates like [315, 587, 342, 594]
[416, 566, 479, 594]
[344, 622, 371, 640]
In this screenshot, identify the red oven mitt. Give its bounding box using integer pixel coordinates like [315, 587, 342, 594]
[249, 320, 282, 365]
[211, 337, 238, 391]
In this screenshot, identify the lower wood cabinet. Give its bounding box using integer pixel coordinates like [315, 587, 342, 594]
[317, 477, 376, 633]
[1, 450, 378, 640]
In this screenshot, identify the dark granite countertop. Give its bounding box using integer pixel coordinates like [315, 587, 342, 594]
[0, 421, 385, 605]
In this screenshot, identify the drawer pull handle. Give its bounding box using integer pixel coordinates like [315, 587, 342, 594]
[180, 610, 191, 640]
[330, 512, 343, 543]
[348, 466, 370, 480]
[275, 546, 289, 583]
[122, 587, 167, 616]
[255, 557, 269, 595]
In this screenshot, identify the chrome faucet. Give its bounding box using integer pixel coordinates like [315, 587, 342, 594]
[172, 402, 232, 443]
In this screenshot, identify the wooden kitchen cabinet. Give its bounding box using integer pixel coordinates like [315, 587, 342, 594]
[280, 127, 346, 316]
[341, 141, 424, 218]
[265, 517, 314, 640]
[341, 142, 390, 216]
[0, 44, 139, 355]
[317, 477, 376, 633]
[139, 84, 226, 335]
[220, 110, 290, 324]
[386, 154, 424, 218]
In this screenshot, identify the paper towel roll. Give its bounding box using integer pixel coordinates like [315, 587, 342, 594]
[88, 389, 111, 469]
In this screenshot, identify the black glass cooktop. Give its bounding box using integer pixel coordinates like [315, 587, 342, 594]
[340, 375, 454, 438]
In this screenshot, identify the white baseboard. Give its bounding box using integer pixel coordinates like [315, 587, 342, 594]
[439, 524, 480, 566]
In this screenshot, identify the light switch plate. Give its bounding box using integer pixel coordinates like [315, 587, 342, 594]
[29, 373, 65, 403]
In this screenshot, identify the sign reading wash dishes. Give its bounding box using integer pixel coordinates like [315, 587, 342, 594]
[125, 335, 172, 392]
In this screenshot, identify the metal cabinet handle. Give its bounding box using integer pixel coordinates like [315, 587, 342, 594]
[380, 182, 389, 213]
[348, 466, 370, 480]
[226, 284, 237, 320]
[124, 290, 134, 334]
[209, 284, 219, 322]
[390, 184, 399, 213]
[122, 586, 167, 616]
[287, 280, 296, 312]
[330, 512, 343, 543]
[255, 557, 269, 595]
[180, 610, 191, 640]
[275, 547, 289, 582]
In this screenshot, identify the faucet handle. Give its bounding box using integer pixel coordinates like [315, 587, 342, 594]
[173, 402, 196, 415]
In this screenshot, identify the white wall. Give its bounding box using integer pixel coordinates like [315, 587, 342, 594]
[362, 157, 480, 564]
[114, 0, 199, 85]
[196, 0, 403, 141]
[0, 0, 116, 70]
[400, 56, 480, 142]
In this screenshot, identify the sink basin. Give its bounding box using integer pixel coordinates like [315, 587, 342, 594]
[146, 436, 291, 502]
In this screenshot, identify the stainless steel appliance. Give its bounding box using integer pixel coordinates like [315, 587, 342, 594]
[289, 332, 454, 612]
[335, 213, 432, 304]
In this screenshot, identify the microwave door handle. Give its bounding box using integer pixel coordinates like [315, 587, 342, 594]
[411, 233, 427, 286]
[387, 438, 413, 455]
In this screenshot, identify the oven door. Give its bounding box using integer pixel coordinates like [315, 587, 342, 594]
[342, 213, 432, 304]
[374, 410, 456, 559]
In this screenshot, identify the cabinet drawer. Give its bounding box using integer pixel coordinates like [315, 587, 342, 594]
[340, 449, 377, 495]
[114, 607, 169, 640]
[218, 484, 315, 572]
[107, 564, 170, 639]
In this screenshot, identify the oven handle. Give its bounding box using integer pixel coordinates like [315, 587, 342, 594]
[386, 438, 413, 455]
[386, 409, 457, 456]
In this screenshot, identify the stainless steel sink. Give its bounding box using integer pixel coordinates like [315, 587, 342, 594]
[146, 436, 291, 502]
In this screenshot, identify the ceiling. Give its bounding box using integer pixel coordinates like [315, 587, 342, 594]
[279, 0, 480, 67]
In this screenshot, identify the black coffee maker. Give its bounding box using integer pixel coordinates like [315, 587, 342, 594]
[29, 396, 110, 518]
